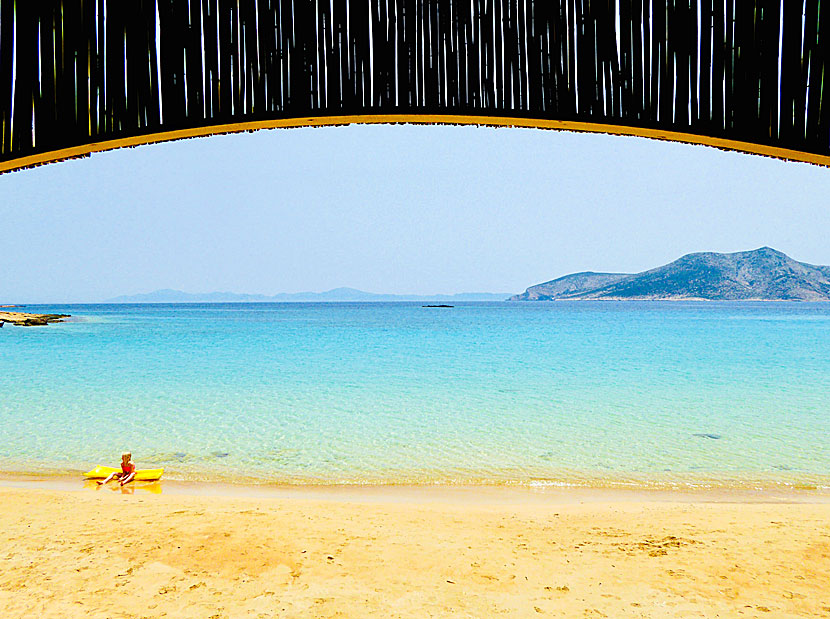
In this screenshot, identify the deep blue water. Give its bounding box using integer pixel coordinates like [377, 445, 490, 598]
[1, 301, 828, 488]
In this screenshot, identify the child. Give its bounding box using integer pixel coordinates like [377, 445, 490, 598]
[98, 452, 137, 486]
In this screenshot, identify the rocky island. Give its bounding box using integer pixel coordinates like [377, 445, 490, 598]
[0, 311, 70, 326]
[511, 247, 830, 301]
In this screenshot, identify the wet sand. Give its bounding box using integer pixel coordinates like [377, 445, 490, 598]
[1, 482, 829, 618]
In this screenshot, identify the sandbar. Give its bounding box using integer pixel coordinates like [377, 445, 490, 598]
[1, 482, 828, 618]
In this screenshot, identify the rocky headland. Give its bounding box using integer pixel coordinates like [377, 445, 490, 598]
[0, 311, 70, 326]
[511, 247, 830, 301]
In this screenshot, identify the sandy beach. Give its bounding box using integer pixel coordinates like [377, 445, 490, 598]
[1, 483, 828, 618]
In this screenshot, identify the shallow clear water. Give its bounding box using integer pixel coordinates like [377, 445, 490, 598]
[1, 302, 828, 488]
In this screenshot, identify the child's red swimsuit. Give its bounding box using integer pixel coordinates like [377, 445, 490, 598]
[121, 463, 135, 475]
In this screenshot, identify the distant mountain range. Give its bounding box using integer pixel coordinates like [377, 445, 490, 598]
[103, 248, 830, 304]
[106, 287, 510, 303]
[511, 248, 830, 301]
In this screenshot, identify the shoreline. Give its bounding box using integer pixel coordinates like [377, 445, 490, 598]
[4, 462, 830, 491]
[3, 471, 829, 504]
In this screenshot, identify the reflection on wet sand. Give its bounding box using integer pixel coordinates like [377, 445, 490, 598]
[83, 479, 162, 495]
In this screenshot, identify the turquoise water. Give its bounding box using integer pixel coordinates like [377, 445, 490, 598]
[1, 302, 828, 488]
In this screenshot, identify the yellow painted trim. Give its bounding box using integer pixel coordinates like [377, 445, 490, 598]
[2, 114, 829, 173]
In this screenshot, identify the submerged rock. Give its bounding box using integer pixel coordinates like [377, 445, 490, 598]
[692, 433, 722, 440]
[143, 452, 199, 464]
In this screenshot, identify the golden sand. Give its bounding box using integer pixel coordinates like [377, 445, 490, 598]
[1, 484, 828, 618]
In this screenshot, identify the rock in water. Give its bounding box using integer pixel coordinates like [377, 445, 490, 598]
[0, 311, 70, 326]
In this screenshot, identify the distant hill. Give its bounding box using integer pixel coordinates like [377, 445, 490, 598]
[510, 248, 830, 301]
[106, 287, 510, 303]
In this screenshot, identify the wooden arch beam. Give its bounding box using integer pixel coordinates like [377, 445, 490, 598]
[1, 1, 828, 174]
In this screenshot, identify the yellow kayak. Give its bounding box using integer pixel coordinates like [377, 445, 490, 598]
[83, 465, 164, 481]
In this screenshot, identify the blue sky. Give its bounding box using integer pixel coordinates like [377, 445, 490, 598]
[2, 124, 830, 303]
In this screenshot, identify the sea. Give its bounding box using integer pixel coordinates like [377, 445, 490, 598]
[1, 301, 828, 490]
